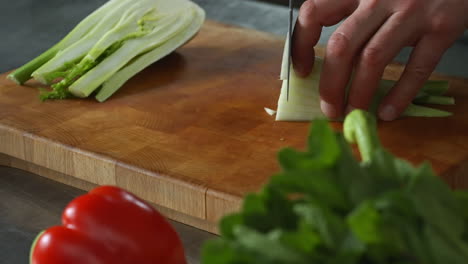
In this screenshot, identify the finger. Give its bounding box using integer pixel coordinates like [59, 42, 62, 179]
[346, 11, 419, 113]
[320, 0, 389, 118]
[292, 0, 357, 77]
[378, 36, 448, 121]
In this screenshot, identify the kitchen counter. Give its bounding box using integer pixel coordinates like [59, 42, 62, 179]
[0, 166, 215, 264]
[0, 1, 467, 264]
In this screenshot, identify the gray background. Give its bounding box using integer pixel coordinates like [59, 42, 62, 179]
[0, 0, 467, 77]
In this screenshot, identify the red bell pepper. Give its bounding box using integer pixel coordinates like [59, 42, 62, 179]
[30, 185, 187, 264]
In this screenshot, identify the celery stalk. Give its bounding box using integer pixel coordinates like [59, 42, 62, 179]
[7, 0, 129, 84]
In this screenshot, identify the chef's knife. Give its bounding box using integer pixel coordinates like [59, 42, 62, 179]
[286, 0, 293, 101]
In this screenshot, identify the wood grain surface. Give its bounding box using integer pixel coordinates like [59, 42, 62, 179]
[1, 21, 467, 234]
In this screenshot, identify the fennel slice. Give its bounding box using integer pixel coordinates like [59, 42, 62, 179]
[275, 42, 453, 121]
[69, 9, 195, 98]
[264, 108, 277, 116]
[95, 2, 205, 102]
[31, 0, 138, 84]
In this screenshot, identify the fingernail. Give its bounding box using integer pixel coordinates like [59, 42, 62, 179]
[294, 63, 310, 77]
[379, 105, 397, 121]
[320, 100, 338, 118]
[294, 66, 306, 77]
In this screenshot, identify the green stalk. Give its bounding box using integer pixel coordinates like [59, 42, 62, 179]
[421, 80, 450, 95]
[7, 44, 60, 84]
[8, 0, 129, 85]
[402, 104, 452, 117]
[38, 42, 124, 100]
[45, 4, 159, 94]
[96, 4, 206, 102]
[344, 109, 381, 163]
[69, 9, 194, 98]
[380, 79, 450, 97]
[414, 95, 455, 105]
[31, 0, 137, 84]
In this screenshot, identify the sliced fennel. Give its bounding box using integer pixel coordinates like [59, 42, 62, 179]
[31, 0, 139, 85]
[264, 107, 277, 116]
[275, 40, 454, 121]
[70, 11, 194, 98]
[7, 0, 205, 102]
[96, 4, 205, 102]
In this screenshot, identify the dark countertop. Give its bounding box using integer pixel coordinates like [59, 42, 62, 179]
[0, 166, 215, 264]
[1, 1, 467, 264]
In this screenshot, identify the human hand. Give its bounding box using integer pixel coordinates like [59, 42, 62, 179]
[292, 0, 468, 120]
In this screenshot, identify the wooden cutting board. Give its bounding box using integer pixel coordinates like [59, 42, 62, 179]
[1, 21, 467, 234]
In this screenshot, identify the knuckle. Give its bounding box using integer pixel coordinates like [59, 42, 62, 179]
[364, 0, 380, 11]
[401, 0, 424, 13]
[299, 0, 317, 19]
[430, 14, 454, 33]
[298, 0, 317, 26]
[360, 46, 385, 67]
[388, 11, 410, 28]
[327, 32, 351, 60]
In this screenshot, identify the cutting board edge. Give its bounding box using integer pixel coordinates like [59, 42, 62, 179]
[0, 123, 209, 219]
[114, 161, 208, 219]
[0, 152, 221, 234]
[206, 188, 242, 223]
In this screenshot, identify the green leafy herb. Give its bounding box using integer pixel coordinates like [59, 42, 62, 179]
[202, 109, 468, 264]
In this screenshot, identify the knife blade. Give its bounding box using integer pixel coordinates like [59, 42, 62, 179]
[286, 0, 293, 101]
